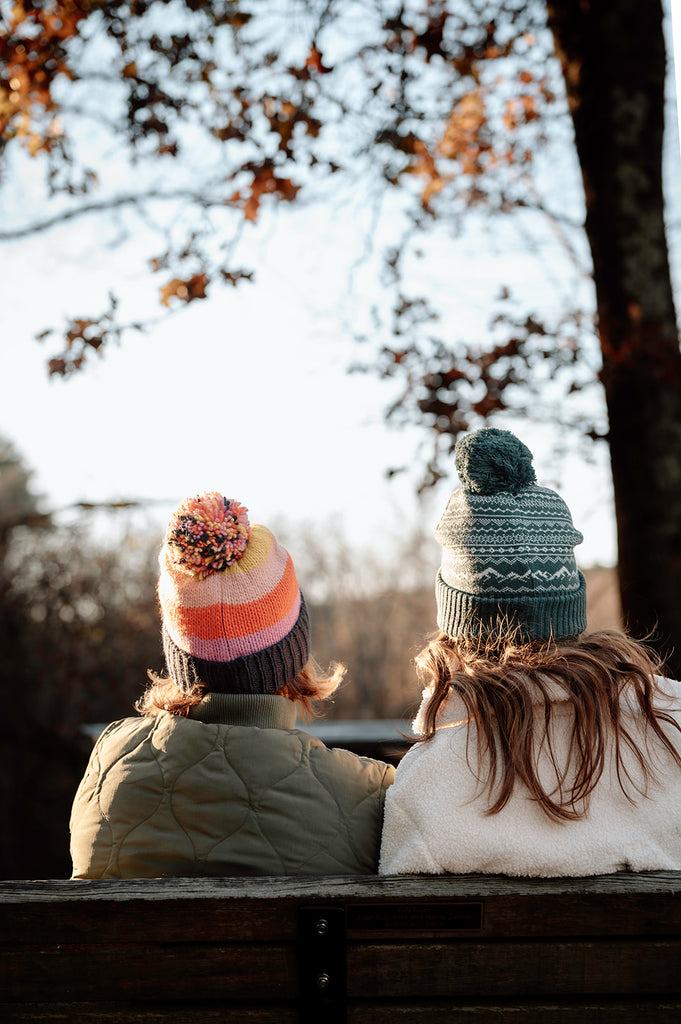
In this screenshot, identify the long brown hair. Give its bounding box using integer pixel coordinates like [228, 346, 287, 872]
[137, 659, 345, 719]
[416, 628, 681, 822]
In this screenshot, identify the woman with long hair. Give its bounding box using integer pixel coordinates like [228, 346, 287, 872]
[379, 428, 681, 876]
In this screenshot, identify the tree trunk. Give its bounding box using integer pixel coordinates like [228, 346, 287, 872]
[547, 0, 681, 676]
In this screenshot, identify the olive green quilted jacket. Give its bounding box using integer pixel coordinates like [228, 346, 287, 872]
[70, 693, 395, 878]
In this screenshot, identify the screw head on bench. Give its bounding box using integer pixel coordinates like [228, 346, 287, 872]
[315, 918, 329, 935]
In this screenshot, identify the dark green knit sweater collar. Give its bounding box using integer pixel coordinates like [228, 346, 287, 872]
[188, 693, 297, 729]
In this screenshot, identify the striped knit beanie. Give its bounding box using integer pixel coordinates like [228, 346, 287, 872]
[158, 492, 310, 694]
[435, 428, 587, 641]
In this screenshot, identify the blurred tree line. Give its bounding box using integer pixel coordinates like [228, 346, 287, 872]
[0, 437, 163, 878]
[0, 436, 621, 878]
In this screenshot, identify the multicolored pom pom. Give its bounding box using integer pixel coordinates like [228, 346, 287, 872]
[166, 492, 250, 578]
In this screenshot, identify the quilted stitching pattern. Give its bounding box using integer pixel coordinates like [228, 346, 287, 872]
[70, 715, 394, 878]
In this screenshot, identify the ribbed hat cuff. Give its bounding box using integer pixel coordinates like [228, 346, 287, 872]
[162, 598, 311, 695]
[435, 570, 587, 641]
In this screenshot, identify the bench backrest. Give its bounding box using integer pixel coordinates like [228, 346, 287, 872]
[2, 871, 681, 1023]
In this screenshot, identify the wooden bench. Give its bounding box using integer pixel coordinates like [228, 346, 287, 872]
[2, 872, 681, 1022]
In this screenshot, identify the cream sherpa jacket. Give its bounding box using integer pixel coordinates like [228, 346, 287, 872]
[379, 677, 681, 877]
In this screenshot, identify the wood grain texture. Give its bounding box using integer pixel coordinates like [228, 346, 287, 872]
[2, 944, 297, 1002]
[2, 872, 681, 1021]
[3, 872, 681, 944]
[346, 1002, 681, 1024]
[0, 896, 297, 943]
[5, 937, 679, 1002]
[0, 1003, 296, 1023]
[346, 940, 681, 997]
[3, 1002, 681, 1024]
[3, 871, 681, 902]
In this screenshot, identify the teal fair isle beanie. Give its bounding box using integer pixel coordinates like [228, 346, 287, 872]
[435, 428, 587, 641]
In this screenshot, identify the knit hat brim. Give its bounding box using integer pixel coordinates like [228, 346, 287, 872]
[436, 569, 587, 642]
[162, 597, 311, 694]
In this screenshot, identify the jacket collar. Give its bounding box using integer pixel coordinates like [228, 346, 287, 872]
[188, 693, 297, 729]
[411, 677, 574, 736]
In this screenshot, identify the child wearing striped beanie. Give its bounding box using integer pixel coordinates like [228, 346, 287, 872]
[70, 492, 394, 879]
[157, 492, 312, 699]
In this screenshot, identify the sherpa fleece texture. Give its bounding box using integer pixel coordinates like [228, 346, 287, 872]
[379, 677, 681, 877]
[71, 695, 394, 878]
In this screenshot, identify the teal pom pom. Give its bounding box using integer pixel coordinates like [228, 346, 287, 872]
[455, 428, 536, 494]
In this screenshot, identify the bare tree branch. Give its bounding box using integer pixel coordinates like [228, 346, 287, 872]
[0, 189, 232, 241]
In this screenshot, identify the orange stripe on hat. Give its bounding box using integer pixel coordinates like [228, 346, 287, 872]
[167, 592, 303, 662]
[163, 553, 300, 643]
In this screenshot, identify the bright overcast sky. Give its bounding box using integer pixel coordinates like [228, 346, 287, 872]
[2, 5, 681, 571]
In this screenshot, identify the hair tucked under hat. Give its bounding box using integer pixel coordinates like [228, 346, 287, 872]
[158, 492, 310, 695]
[435, 428, 587, 641]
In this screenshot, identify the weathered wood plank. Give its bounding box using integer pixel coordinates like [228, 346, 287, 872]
[0, 1003, 296, 1023]
[347, 1002, 681, 1024]
[3, 1003, 681, 1024]
[5, 937, 679, 1003]
[3, 871, 681, 902]
[2, 944, 297, 1002]
[5, 999, 681, 1024]
[345, 891, 681, 939]
[0, 897, 297, 943]
[6, 893, 681, 945]
[2, 873, 680, 944]
[347, 940, 681, 998]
